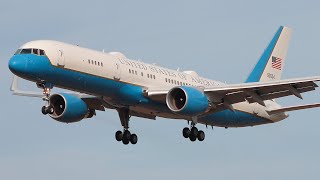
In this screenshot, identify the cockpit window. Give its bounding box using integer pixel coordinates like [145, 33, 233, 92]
[39, 49, 45, 56]
[14, 49, 21, 55]
[15, 48, 46, 56]
[20, 49, 32, 54]
[32, 49, 38, 55]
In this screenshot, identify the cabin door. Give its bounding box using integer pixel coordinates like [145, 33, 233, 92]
[114, 60, 121, 80]
[56, 45, 65, 67]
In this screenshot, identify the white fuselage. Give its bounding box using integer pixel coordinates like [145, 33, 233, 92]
[17, 40, 288, 127]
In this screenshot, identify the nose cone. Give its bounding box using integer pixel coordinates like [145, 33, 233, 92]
[8, 55, 27, 75]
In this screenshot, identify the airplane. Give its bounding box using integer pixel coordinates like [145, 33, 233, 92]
[8, 26, 320, 145]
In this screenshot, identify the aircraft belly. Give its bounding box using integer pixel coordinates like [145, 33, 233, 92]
[199, 110, 273, 127]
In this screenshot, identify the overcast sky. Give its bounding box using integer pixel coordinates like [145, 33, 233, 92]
[1, 0, 320, 180]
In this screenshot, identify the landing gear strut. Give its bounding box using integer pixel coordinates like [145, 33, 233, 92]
[38, 82, 54, 115]
[182, 121, 205, 142]
[115, 108, 138, 145]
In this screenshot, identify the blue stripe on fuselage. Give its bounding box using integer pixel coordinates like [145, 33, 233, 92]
[9, 54, 272, 127]
[9, 54, 164, 109]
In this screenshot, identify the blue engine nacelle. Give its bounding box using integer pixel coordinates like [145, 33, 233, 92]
[166, 86, 209, 116]
[48, 93, 90, 123]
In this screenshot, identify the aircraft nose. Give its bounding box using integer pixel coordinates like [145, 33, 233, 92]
[8, 55, 28, 75]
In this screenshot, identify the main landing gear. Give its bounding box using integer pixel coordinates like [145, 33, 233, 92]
[115, 108, 138, 145]
[182, 121, 205, 142]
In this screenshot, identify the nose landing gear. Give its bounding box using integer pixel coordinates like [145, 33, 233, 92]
[38, 82, 54, 115]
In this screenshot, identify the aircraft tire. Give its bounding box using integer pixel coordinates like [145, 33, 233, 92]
[190, 127, 198, 137]
[47, 105, 54, 114]
[197, 130, 205, 141]
[130, 134, 138, 144]
[122, 138, 130, 145]
[123, 130, 131, 140]
[41, 106, 48, 115]
[182, 127, 190, 138]
[189, 134, 197, 142]
[115, 131, 123, 141]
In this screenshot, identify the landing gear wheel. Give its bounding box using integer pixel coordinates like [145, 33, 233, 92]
[41, 106, 48, 115]
[115, 131, 123, 141]
[189, 134, 197, 142]
[47, 105, 54, 114]
[130, 134, 138, 144]
[122, 138, 130, 145]
[190, 127, 198, 137]
[123, 130, 131, 140]
[182, 127, 190, 138]
[197, 130, 205, 141]
[122, 130, 130, 145]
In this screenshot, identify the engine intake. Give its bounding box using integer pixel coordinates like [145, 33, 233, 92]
[49, 93, 90, 123]
[166, 86, 209, 116]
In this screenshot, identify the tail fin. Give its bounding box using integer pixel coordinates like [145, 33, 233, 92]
[246, 26, 292, 82]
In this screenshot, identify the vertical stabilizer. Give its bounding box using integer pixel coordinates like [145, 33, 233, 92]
[246, 26, 292, 82]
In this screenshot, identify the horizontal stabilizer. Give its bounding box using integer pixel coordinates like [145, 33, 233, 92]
[267, 103, 320, 115]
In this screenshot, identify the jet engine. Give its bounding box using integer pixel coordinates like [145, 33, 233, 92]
[48, 93, 93, 123]
[166, 86, 209, 116]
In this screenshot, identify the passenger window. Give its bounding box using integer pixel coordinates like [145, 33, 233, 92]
[98, 62, 100, 66]
[135, 71, 137, 75]
[101, 62, 103, 67]
[129, 69, 131, 73]
[20, 49, 32, 54]
[88, 60, 90, 64]
[39, 49, 45, 56]
[147, 74, 149, 78]
[141, 72, 143, 76]
[153, 75, 156, 79]
[95, 61, 97, 65]
[165, 78, 167, 82]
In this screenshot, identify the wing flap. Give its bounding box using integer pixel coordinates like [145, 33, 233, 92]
[247, 86, 316, 103]
[205, 76, 320, 93]
[204, 76, 320, 105]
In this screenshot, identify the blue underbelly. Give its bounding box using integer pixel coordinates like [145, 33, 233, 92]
[199, 110, 272, 127]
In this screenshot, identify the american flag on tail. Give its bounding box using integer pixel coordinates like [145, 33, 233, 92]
[271, 56, 282, 70]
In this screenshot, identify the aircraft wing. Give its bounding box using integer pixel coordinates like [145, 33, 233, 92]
[147, 76, 320, 112]
[204, 76, 319, 104]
